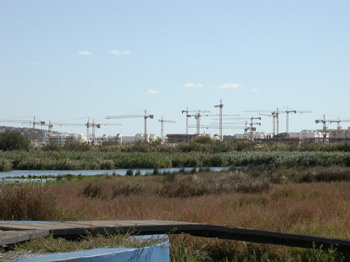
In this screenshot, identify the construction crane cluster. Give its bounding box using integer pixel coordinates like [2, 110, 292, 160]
[3, 100, 350, 145]
[315, 115, 350, 140]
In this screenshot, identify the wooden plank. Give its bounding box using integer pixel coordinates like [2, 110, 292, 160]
[0, 230, 49, 246]
[0, 221, 349, 252]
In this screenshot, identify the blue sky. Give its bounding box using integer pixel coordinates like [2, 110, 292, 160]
[1, 0, 349, 137]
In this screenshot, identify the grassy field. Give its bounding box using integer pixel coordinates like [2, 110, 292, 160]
[0, 166, 349, 261]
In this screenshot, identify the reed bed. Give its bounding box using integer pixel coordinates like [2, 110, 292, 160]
[1, 151, 350, 171]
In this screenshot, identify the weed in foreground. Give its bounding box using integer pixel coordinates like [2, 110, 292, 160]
[169, 235, 347, 262]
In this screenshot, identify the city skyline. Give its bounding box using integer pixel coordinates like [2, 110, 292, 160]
[1, 1, 349, 137]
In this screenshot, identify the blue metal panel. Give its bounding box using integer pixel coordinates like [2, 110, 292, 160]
[8, 235, 169, 262]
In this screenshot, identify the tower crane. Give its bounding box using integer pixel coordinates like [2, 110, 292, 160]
[249, 117, 261, 141]
[105, 110, 154, 142]
[327, 119, 350, 139]
[245, 109, 281, 135]
[185, 110, 211, 135]
[244, 121, 248, 139]
[50, 119, 121, 145]
[181, 108, 190, 135]
[213, 100, 240, 141]
[0, 117, 45, 149]
[285, 109, 311, 137]
[158, 117, 176, 139]
[259, 112, 276, 135]
[187, 109, 240, 136]
[50, 119, 93, 142]
[315, 115, 328, 143]
[214, 100, 224, 141]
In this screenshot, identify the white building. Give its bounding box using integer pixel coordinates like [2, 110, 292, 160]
[328, 127, 350, 139]
[234, 132, 272, 140]
[288, 130, 326, 139]
[94, 134, 121, 145]
[119, 133, 158, 145]
[44, 133, 86, 146]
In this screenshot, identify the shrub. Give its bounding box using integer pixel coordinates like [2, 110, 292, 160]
[82, 183, 102, 198]
[0, 159, 12, 171]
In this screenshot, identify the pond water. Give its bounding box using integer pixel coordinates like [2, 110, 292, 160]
[0, 167, 230, 179]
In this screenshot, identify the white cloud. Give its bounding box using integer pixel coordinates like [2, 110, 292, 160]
[92, 82, 97, 86]
[77, 51, 92, 56]
[25, 62, 40, 65]
[108, 50, 131, 55]
[185, 83, 203, 88]
[252, 88, 261, 93]
[217, 83, 240, 89]
[148, 89, 162, 95]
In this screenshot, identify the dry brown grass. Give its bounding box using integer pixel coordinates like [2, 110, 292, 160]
[0, 185, 61, 220]
[42, 172, 350, 241]
[1, 170, 349, 260]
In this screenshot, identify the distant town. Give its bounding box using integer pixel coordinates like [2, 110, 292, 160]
[1, 102, 350, 147]
[1, 116, 349, 148]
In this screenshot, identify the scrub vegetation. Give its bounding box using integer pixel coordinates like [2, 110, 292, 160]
[0, 166, 349, 261]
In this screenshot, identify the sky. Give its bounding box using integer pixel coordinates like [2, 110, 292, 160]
[1, 0, 349, 138]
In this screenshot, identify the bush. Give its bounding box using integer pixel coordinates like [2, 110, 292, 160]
[0, 159, 12, 171]
[0, 130, 30, 151]
[82, 183, 102, 198]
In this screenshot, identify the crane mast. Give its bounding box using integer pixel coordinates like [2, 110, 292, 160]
[158, 117, 176, 139]
[244, 121, 248, 139]
[315, 115, 328, 143]
[249, 117, 261, 141]
[285, 110, 296, 136]
[181, 108, 190, 135]
[259, 113, 276, 135]
[186, 110, 211, 135]
[214, 99, 223, 141]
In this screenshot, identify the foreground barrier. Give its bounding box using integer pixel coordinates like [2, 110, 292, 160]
[6, 235, 169, 262]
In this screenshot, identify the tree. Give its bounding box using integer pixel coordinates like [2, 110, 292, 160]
[63, 139, 91, 151]
[0, 130, 30, 151]
[42, 142, 61, 151]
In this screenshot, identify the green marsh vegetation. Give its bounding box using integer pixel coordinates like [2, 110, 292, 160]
[0, 166, 349, 261]
[1, 136, 350, 171]
[1, 150, 350, 171]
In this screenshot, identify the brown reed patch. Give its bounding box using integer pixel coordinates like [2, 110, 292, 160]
[0, 185, 61, 220]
